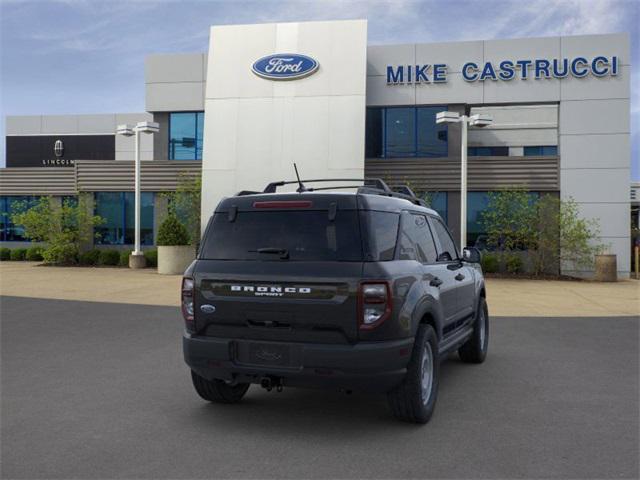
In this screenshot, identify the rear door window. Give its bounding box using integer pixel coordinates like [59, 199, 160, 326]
[398, 213, 438, 263]
[200, 210, 362, 261]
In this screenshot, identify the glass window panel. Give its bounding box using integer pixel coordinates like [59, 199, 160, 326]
[361, 211, 399, 261]
[124, 192, 154, 245]
[196, 112, 205, 160]
[365, 108, 383, 158]
[169, 113, 197, 160]
[417, 107, 448, 157]
[432, 217, 458, 261]
[385, 108, 415, 157]
[426, 192, 448, 223]
[7, 196, 38, 242]
[523, 146, 542, 156]
[398, 214, 438, 263]
[467, 192, 490, 248]
[541, 146, 558, 156]
[95, 192, 124, 245]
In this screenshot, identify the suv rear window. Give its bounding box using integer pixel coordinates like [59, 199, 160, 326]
[200, 211, 363, 261]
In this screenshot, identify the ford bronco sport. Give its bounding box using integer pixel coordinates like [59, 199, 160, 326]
[182, 178, 488, 423]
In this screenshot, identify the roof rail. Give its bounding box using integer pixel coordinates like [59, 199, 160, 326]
[256, 177, 427, 207]
[263, 177, 391, 194]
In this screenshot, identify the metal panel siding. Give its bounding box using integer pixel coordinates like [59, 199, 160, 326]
[365, 156, 559, 191]
[0, 168, 76, 195]
[75, 160, 201, 192]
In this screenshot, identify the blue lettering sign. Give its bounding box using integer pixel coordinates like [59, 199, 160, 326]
[387, 65, 404, 84]
[252, 53, 319, 80]
[462, 62, 479, 81]
[433, 64, 447, 83]
[415, 64, 430, 83]
[516, 60, 533, 79]
[386, 55, 621, 85]
[498, 61, 515, 80]
[535, 59, 551, 79]
[552, 58, 569, 78]
[570, 57, 589, 77]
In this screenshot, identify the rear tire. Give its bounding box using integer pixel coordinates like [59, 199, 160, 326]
[458, 297, 489, 363]
[387, 324, 439, 424]
[191, 371, 250, 404]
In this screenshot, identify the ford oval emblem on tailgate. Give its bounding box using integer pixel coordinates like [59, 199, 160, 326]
[200, 304, 216, 314]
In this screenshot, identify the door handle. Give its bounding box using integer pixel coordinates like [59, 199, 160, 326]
[455, 273, 465, 281]
[429, 277, 443, 287]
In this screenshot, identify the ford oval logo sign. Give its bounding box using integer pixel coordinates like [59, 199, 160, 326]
[252, 53, 319, 81]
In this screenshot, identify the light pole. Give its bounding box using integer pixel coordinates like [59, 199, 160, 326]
[116, 121, 159, 268]
[436, 111, 492, 249]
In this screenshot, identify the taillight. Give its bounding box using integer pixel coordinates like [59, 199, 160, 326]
[358, 282, 392, 330]
[181, 277, 195, 331]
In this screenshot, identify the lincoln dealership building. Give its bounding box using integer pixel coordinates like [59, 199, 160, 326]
[0, 20, 631, 277]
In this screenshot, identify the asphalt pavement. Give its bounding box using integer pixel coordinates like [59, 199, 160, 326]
[1, 296, 638, 479]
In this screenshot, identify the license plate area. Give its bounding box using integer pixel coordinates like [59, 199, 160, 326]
[234, 341, 299, 368]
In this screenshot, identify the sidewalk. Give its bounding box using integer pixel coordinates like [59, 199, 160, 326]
[0, 262, 638, 317]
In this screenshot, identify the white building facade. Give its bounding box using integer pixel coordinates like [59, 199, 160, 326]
[2, 20, 632, 277]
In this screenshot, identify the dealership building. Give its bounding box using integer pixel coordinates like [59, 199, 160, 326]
[0, 20, 632, 277]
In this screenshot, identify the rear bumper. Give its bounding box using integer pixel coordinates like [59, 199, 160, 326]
[183, 334, 414, 393]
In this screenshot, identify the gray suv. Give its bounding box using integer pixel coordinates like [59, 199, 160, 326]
[182, 179, 488, 423]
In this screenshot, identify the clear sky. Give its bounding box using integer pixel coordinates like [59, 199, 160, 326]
[1, 0, 638, 179]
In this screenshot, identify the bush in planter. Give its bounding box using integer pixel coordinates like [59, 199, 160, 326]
[481, 253, 499, 273]
[157, 214, 190, 246]
[25, 246, 44, 261]
[99, 249, 121, 266]
[119, 250, 130, 267]
[79, 249, 101, 266]
[505, 253, 524, 274]
[144, 249, 158, 267]
[10, 248, 27, 261]
[0, 248, 10, 261]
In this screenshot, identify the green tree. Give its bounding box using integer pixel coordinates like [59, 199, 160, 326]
[531, 195, 605, 274]
[480, 188, 537, 252]
[11, 196, 104, 265]
[163, 173, 201, 246]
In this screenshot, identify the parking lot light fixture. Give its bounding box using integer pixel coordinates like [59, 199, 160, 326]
[116, 121, 159, 268]
[436, 111, 492, 249]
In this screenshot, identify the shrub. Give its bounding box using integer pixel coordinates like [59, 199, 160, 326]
[11, 195, 104, 265]
[481, 253, 499, 273]
[119, 250, 130, 267]
[0, 248, 10, 261]
[505, 253, 524, 274]
[25, 246, 44, 261]
[10, 248, 27, 261]
[42, 244, 78, 265]
[157, 214, 190, 246]
[144, 249, 158, 267]
[79, 249, 101, 266]
[99, 249, 121, 266]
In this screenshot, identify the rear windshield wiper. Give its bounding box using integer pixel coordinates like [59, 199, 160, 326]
[250, 247, 290, 260]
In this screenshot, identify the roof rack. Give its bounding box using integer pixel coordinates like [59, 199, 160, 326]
[237, 177, 427, 207]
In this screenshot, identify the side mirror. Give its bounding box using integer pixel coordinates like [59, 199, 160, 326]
[462, 247, 481, 263]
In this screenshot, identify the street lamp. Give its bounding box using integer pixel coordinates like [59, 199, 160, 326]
[116, 121, 159, 268]
[436, 111, 492, 249]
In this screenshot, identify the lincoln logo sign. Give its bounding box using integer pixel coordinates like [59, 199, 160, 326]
[54, 139, 64, 158]
[252, 53, 319, 80]
[386, 55, 620, 84]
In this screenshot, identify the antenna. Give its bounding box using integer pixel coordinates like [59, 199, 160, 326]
[293, 163, 307, 193]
